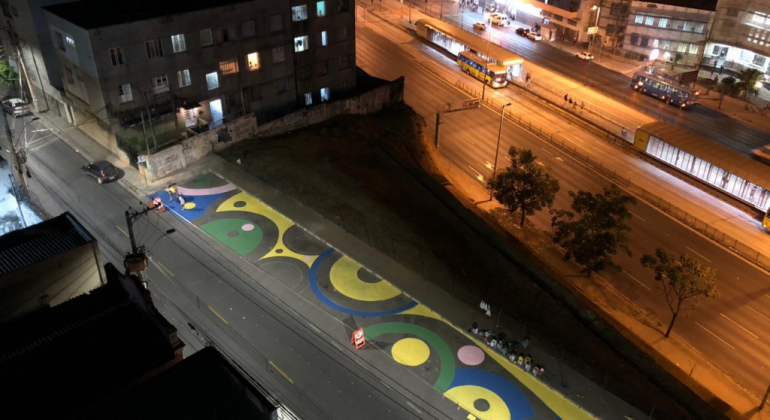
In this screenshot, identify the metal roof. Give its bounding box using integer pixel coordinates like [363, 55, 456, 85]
[416, 18, 524, 66]
[0, 212, 95, 275]
[640, 121, 770, 188]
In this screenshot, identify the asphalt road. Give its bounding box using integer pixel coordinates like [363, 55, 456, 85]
[17, 116, 461, 420]
[355, 14, 770, 397]
[436, 4, 770, 156]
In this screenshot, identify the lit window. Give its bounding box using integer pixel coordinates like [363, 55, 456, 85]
[200, 28, 213, 47]
[220, 58, 239, 75]
[305, 92, 313, 105]
[177, 69, 191, 88]
[247, 52, 260, 71]
[119, 83, 133, 103]
[292, 5, 308, 21]
[294, 35, 309, 52]
[320, 87, 330, 102]
[317, 1, 326, 17]
[171, 34, 186, 53]
[151, 74, 169, 93]
[683, 21, 691, 31]
[634, 14, 643, 24]
[272, 46, 285, 63]
[66, 36, 75, 46]
[645, 15, 654, 26]
[241, 20, 256, 37]
[145, 39, 163, 58]
[321, 30, 328, 46]
[109, 47, 124, 66]
[658, 18, 667, 28]
[652, 39, 659, 48]
[206, 72, 219, 90]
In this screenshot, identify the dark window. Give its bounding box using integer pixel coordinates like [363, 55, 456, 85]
[726, 8, 739, 17]
[640, 36, 649, 47]
[629, 33, 639, 45]
[109, 47, 124, 66]
[337, 0, 349, 13]
[54, 31, 65, 51]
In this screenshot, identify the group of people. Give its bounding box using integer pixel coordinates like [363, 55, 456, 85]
[469, 322, 546, 378]
[563, 94, 585, 111]
[165, 183, 190, 210]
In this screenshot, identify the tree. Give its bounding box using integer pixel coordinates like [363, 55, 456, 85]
[487, 147, 560, 226]
[552, 185, 635, 276]
[737, 68, 764, 101]
[717, 77, 738, 110]
[0, 60, 17, 87]
[640, 248, 719, 338]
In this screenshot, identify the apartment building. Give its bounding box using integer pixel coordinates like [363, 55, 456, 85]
[622, 0, 716, 65]
[707, 0, 770, 75]
[506, 0, 602, 44]
[42, 0, 356, 160]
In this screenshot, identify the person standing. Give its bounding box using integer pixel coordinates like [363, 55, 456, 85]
[178, 194, 186, 209]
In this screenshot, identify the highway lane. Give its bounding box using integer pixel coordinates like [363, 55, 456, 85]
[19, 118, 458, 420]
[438, 6, 770, 156]
[356, 15, 770, 396]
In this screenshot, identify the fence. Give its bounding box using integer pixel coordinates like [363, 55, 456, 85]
[451, 80, 770, 272]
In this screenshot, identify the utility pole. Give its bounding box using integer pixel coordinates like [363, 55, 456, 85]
[760, 384, 770, 411]
[434, 112, 441, 150]
[124, 207, 154, 282]
[1, 102, 26, 189]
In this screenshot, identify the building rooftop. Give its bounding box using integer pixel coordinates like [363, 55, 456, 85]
[635, 0, 718, 12]
[0, 211, 94, 275]
[44, 0, 255, 29]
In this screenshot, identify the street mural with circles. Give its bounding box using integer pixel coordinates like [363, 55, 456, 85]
[151, 172, 592, 420]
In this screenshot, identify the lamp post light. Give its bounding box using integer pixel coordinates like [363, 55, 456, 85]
[489, 102, 512, 200]
[583, 4, 601, 85]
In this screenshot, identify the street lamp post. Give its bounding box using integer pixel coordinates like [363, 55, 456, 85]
[489, 102, 512, 200]
[583, 5, 601, 85]
[481, 33, 492, 101]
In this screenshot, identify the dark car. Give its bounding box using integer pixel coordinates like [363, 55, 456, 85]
[81, 161, 118, 184]
[515, 28, 530, 36]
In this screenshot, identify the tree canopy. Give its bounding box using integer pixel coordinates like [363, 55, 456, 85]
[0, 60, 18, 87]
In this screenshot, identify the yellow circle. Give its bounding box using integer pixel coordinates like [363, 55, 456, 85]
[445, 385, 511, 420]
[391, 338, 430, 366]
[183, 202, 196, 210]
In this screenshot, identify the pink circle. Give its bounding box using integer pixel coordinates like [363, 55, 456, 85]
[457, 345, 485, 366]
[242, 224, 255, 232]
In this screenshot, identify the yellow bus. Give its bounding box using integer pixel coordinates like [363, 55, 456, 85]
[764, 207, 770, 231]
[457, 51, 508, 88]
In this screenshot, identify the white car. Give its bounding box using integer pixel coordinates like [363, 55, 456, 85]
[2, 98, 31, 117]
[526, 32, 542, 41]
[490, 13, 511, 27]
[576, 51, 594, 60]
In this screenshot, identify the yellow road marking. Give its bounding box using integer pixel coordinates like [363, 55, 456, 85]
[269, 360, 294, 384]
[156, 260, 175, 278]
[208, 306, 229, 324]
[115, 225, 129, 238]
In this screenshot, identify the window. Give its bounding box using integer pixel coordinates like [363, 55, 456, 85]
[689, 43, 699, 54]
[726, 8, 739, 17]
[320, 30, 328, 46]
[320, 87, 330, 102]
[629, 33, 639, 45]
[119, 83, 133, 103]
[220, 58, 239, 75]
[682, 21, 691, 31]
[276, 78, 289, 94]
[317, 59, 328, 76]
[247, 52, 260, 71]
[54, 31, 65, 51]
[65, 67, 73, 84]
[206, 72, 219, 90]
[272, 46, 285, 63]
[305, 92, 313, 105]
[694, 23, 705, 33]
[652, 39, 659, 48]
[171, 34, 186, 53]
[338, 26, 349, 41]
[339, 54, 350, 69]
[145, 39, 163, 58]
[754, 55, 767, 67]
[317, 1, 326, 17]
[634, 13, 643, 24]
[292, 5, 308, 21]
[640, 36, 649, 47]
[151, 75, 169, 93]
[658, 18, 667, 28]
[109, 47, 124, 66]
[66, 36, 75, 46]
[177, 69, 191, 87]
[270, 14, 283, 32]
[200, 28, 213, 47]
[337, 0, 349, 13]
[740, 49, 752, 62]
[218, 27, 236, 43]
[241, 20, 256, 37]
[662, 40, 670, 50]
[294, 35, 309, 52]
[645, 15, 654, 26]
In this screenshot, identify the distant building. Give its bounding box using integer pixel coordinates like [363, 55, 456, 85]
[621, 0, 716, 66]
[707, 0, 770, 75]
[506, 0, 602, 44]
[41, 0, 355, 163]
[0, 211, 104, 322]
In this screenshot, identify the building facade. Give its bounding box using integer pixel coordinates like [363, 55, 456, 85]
[42, 0, 355, 162]
[502, 0, 601, 44]
[622, 0, 715, 65]
[707, 0, 770, 75]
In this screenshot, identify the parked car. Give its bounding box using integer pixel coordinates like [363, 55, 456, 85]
[490, 13, 511, 27]
[473, 22, 487, 31]
[2, 98, 31, 117]
[526, 31, 543, 41]
[81, 161, 119, 184]
[576, 51, 594, 60]
[515, 27, 530, 36]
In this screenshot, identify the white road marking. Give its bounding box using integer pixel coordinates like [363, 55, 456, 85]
[720, 312, 759, 339]
[695, 322, 736, 350]
[540, 147, 553, 156]
[572, 136, 584, 143]
[623, 270, 651, 291]
[555, 157, 564, 162]
[485, 161, 493, 170]
[536, 161, 545, 167]
[745, 305, 770, 324]
[468, 166, 484, 182]
[686, 246, 712, 263]
[629, 211, 646, 222]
